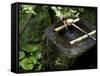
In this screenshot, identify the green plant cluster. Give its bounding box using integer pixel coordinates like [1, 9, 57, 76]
[19, 5, 50, 71]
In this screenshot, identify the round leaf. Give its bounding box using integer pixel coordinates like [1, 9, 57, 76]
[19, 51, 25, 60]
[34, 52, 42, 59]
[20, 57, 37, 70]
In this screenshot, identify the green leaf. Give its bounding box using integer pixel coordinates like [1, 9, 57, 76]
[21, 44, 39, 52]
[29, 56, 37, 64]
[37, 64, 42, 70]
[19, 51, 25, 60]
[20, 57, 37, 70]
[19, 62, 21, 68]
[35, 63, 42, 71]
[20, 58, 33, 70]
[34, 52, 42, 59]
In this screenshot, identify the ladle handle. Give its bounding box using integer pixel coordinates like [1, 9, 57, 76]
[54, 25, 66, 32]
[73, 18, 80, 23]
[72, 23, 96, 41]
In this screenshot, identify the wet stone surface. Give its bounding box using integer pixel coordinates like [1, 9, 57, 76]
[44, 18, 96, 70]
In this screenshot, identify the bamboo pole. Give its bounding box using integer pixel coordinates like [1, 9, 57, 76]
[72, 23, 96, 41]
[54, 18, 80, 32]
[70, 30, 96, 45]
[54, 25, 66, 32]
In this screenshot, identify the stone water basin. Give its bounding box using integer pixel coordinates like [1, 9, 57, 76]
[45, 18, 96, 69]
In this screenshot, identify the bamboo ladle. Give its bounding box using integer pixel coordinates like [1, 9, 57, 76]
[54, 18, 96, 41]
